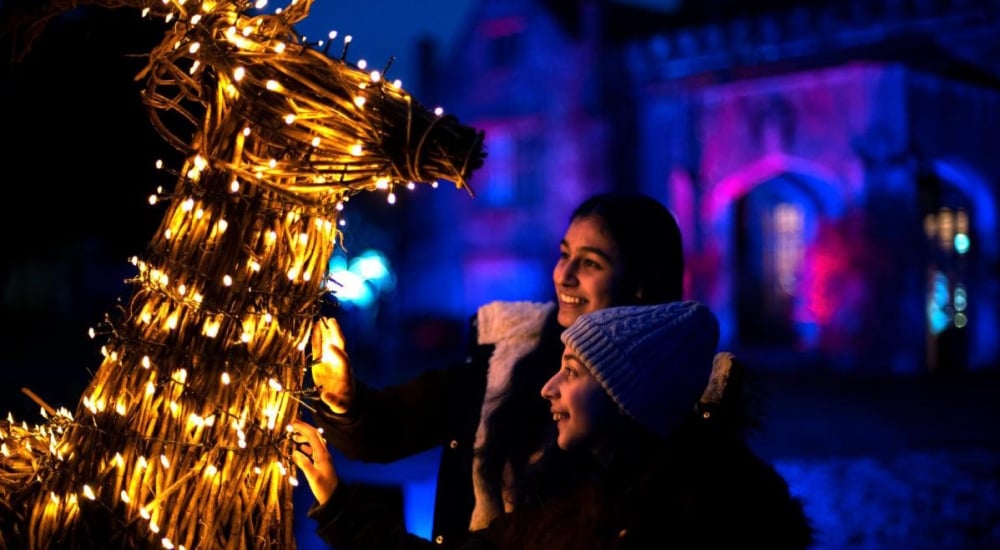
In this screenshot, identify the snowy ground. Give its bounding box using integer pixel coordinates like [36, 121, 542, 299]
[752, 369, 1000, 550]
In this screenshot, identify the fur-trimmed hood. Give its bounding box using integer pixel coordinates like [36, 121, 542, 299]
[469, 300, 555, 530]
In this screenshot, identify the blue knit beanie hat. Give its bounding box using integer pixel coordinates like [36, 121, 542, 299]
[560, 301, 720, 438]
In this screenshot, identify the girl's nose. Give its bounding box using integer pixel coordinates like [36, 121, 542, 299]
[556, 260, 577, 285]
[540, 373, 559, 399]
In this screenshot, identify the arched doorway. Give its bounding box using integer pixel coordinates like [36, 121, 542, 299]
[734, 173, 824, 348]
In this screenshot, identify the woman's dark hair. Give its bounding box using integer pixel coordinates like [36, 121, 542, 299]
[570, 193, 685, 303]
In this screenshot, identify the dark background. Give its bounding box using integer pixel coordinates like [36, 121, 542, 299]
[1, 7, 170, 418]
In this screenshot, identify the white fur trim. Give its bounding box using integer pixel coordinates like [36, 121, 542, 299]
[468, 301, 555, 531]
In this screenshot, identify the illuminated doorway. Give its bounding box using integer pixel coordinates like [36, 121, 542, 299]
[735, 175, 819, 348]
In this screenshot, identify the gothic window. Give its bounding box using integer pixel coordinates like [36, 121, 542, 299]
[736, 175, 816, 347]
[770, 202, 805, 298]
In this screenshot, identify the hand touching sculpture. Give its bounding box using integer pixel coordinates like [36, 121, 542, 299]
[311, 317, 355, 415]
[291, 420, 338, 506]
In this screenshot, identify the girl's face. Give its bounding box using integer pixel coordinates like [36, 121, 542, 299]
[540, 350, 620, 451]
[552, 215, 629, 328]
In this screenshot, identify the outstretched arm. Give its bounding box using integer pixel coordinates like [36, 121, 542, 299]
[307, 316, 485, 464]
[310, 318, 356, 415]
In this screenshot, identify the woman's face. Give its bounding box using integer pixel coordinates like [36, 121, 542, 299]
[552, 215, 628, 328]
[541, 350, 619, 451]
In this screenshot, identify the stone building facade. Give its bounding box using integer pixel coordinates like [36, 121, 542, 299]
[399, 0, 1000, 374]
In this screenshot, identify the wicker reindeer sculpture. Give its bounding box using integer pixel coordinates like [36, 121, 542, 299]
[0, 0, 484, 548]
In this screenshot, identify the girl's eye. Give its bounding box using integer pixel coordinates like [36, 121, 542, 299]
[583, 258, 601, 269]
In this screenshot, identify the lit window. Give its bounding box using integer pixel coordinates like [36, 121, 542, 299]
[771, 202, 804, 296]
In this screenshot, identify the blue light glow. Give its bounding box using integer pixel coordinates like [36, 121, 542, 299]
[326, 249, 394, 309]
[927, 271, 951, 335]
[954, 285, 967, 312]
[954, 233, 970, 254]
[403, 477, 437, 539]
[955, 312, 968, 328]
[350, 249, 396, 293]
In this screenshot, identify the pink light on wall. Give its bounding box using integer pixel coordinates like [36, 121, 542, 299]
[797, 211, 884, 354]
[482, 16, 526, 37]
[703, 152, 843, 225]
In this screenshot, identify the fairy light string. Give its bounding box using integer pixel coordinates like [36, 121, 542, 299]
[0, 0, 485, 548]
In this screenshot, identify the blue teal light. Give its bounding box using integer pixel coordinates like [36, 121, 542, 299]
[932, 272, 950, 307]
[326, 249, 395, 309]
[954, 233, 970, 254]
[403, 477, 437, 539]
[927, 306, 949, 335]
[328, 269, 375, 307]
[927, 271, 951, 335]
[350, 249, 396, 293]
[954, 285, 967, 312]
